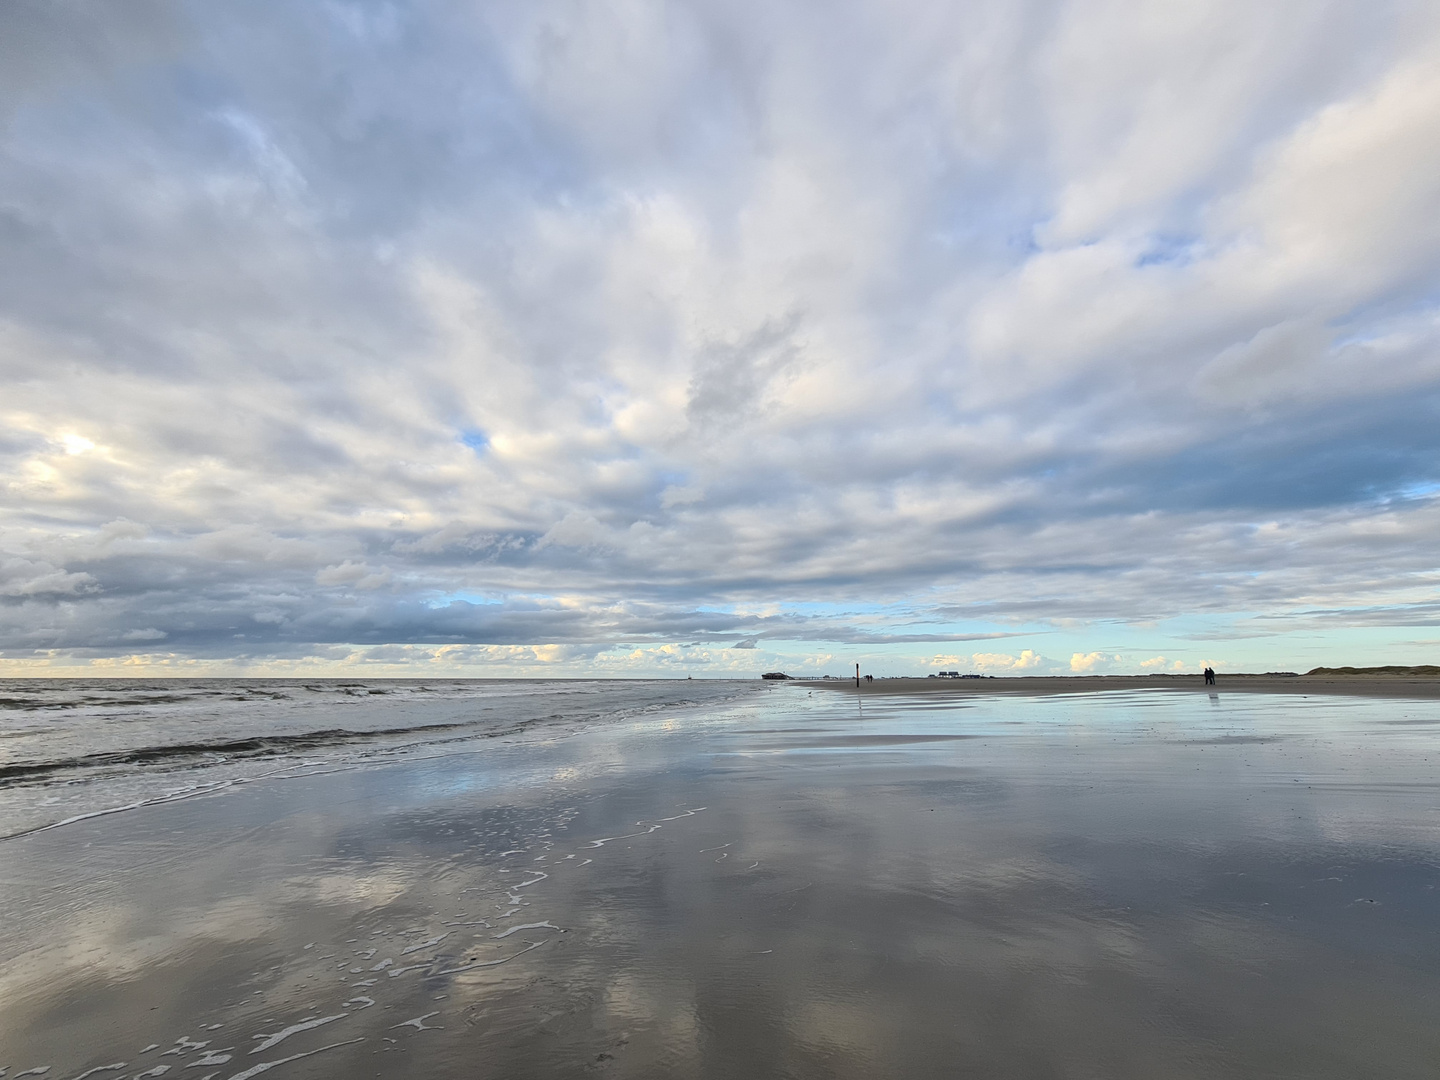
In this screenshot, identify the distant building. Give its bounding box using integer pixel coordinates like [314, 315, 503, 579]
[761, 672, 790, 680]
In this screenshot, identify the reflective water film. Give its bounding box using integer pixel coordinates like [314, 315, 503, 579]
[3, 684, 1439, 1078]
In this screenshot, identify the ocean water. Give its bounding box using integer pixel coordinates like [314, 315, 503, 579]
[0, 678, 756, 839]
[3, 682, 1440, 1078]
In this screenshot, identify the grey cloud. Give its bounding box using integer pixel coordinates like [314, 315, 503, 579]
[1248, 604, 1440, 630]
[2, 0, 1440, 670]
[687, 315, 806, 426]
[0, 558, 99, 598]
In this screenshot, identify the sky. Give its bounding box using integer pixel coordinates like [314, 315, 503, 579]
[2, 0, 1440, 679]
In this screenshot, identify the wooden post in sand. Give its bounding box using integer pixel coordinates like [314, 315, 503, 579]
[855, 662, 860, 688]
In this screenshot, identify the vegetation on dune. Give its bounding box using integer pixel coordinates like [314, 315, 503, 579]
[1306, 666, 1440, 677]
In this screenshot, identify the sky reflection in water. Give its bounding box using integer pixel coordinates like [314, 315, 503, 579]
[3, 687, 1439, 1078]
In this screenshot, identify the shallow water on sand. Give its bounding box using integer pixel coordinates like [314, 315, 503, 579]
[3, 684, 1440, 1078]
[0, 679, 750, 838]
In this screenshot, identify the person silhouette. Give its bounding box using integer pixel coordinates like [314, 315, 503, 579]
[1203, 666, 1215, 686]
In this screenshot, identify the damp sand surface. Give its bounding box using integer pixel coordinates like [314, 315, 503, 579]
[3, 685, 1440, 1078]
[811, 672, 1440, 699]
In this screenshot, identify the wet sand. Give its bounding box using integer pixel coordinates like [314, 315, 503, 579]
[3, 686, 1440, 1078]
[811, 673, 1440, 699]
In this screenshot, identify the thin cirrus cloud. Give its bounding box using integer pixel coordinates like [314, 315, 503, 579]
[1, 0, 1439, 677]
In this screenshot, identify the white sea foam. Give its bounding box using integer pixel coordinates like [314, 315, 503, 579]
[391, 1012, 442, 1032]
[654, 808, 707, 822]
[492, 922, 560, 939]
[183, 1051, 231, 1069]
[400, 933, 449, 955]
[161, 1040, 207, 1058]
[431, 940, 547, 975]
[250, 1015, 344, 1055]
[68, 1066, 126, 1080]
[221, 1038, 363, 1080]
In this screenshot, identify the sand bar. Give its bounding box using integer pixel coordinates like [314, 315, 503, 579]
[804, 671, 1440, 699]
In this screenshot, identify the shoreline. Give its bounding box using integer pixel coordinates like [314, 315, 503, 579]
[798, 673, 1440, 700]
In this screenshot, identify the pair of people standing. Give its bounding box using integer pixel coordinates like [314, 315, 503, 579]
[1203, 666, 1216, 685]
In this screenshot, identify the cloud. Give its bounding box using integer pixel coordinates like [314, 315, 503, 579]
[2, 1, 1439, 673]
[315, 560, 392, 590]
[0, 558, 98, 597]
[972, 650, 1043, 672]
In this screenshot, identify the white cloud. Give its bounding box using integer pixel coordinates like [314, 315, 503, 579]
[972, 650, 1043, 672]
[1, 1, 1438, 673]
[0, 558, 98, 597]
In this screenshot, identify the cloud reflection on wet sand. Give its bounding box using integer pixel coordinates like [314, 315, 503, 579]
[3, 689, 1440, 1077]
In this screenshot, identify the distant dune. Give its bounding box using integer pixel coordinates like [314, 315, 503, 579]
[1305, 665, 1440, 677]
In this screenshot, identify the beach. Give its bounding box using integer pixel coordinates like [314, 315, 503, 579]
[3, 680, 1440, 1078]
[808, 671, 1440, 699]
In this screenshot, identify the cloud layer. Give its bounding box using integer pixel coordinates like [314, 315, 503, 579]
[3, 0, 1440, 675]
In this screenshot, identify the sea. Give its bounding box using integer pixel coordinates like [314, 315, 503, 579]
[0, 678, 757, 840]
